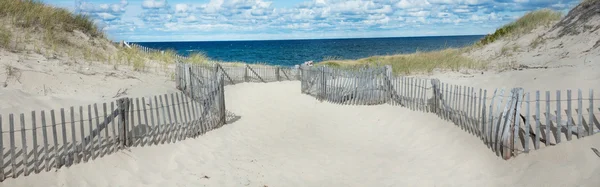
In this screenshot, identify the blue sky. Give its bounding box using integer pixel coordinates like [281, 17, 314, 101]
[45, 0, 580, 42]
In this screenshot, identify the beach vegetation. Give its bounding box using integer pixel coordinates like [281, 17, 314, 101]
[0, 0, 101, 37]
[477, 9, 561, 46]
[319, 48, 485, 75]
[0, 26, 11, 49]
[184, 52, 210, 64]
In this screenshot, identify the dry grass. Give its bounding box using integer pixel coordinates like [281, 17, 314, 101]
[0, 0, 101, 37]
[318, 48, 486, 75]
[477, 9, 561, 45]
[0, 26, 10, 48]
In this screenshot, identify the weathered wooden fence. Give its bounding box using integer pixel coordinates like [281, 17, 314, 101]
[176, 62, 300, 90]
[299, 65, 600, 160]
[128, 43, 188, 60]
[0, 67, 226, 181]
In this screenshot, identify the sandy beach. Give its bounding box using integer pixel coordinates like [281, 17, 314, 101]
[1, 81, 598, 187]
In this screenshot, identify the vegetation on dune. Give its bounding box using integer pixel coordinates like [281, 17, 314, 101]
[0, 26, 10, 48]
[0, 0, 101, 37]
[477, 9, 561, 45]
[319, 48, 486, 75]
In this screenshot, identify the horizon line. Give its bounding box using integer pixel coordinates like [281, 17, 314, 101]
[125, 34, 487, 43]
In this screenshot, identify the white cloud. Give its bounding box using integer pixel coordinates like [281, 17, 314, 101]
[73, 0, 581, 41]
[142, 0, 168, 9]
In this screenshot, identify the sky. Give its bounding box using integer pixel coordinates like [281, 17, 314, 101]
[44, 0, 581, 42]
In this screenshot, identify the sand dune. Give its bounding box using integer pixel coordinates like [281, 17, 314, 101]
[1, 81, 599, 187]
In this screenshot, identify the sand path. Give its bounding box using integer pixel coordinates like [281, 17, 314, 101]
[1, 81, 599, 187]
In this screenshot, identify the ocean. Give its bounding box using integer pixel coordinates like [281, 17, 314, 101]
[132, 35, 484, 66]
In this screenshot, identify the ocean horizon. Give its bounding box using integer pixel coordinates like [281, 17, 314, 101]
[132, 35, 484, 66]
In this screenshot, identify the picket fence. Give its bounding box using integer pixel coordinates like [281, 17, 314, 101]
[300, 65, 600, 159]
[0, 65, 226, 181]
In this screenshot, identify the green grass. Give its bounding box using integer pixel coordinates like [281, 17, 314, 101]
[318, 48, 486, 75]
[477, 9, 561, 45]
[0, 0, 101, 37]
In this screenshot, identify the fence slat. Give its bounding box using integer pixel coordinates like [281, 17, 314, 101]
[556, 91, 562, 144]
[157, 96, 166, 144]
[481, 90, 487, 142]
[129, 100, 135, 146]
[103, 103, 110, 150]
[87, 105, 95, 160]
[0, 115, 3, 180]
[189, 91, 199, 136]
[41, 111, 49, 171]
[110, 102, 116, 152]
[567, 90, 573, 141]
[487, 89, 498, 147]
[20, 114, 28, 176]
[524, 92, 531, 153]
[93, 104, 101, 158]
[589, 89, 594, 136]
[578, 89, 583, 138]
[148, 98, 156, 144]
[69, 107, 76, 166]
[535, 91, 541, 149]
[142, 98, 149, 146]
[31, 111, 38, 173]
[9, 114, 16, 178]
[545, 91, 551, 146]
[513, 89, 524, 157]
[79, 106, 86, 163]
[50, 110, 60, 169]
[60, 108, 68, 166]
[163, 94, 173, 143]
[175, 93, 185, 141]
[135, 98, 142, 146]
[170, 93, 180, 142]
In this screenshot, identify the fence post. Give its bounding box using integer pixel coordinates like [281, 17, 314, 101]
[244, 64, 249, 82]
[188, 66, 194, 98]
[384, 65, 393, 103]
[431, 79, 441, 115]
[321, 66, 327, 101]
[276, 67, 281, 81]
[219, 75, 226, 125]
[117, 98, 130, 147]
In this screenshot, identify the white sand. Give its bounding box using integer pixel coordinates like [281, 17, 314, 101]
[1, 81, 599, 187]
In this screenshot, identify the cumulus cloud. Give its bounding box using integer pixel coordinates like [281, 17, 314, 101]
[74, 0, 581, 41]
[76, 0, 128, 22]
[142, 0, 169, 9]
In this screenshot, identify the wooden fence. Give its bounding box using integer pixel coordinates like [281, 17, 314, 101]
[176, 63, 301, 90]
[128, 43, 188, 60]
[0, 68, 226, 181]
[300, 65, 600, 160]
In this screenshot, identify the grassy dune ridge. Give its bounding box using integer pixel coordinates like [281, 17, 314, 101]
[318, 8, 564, 75]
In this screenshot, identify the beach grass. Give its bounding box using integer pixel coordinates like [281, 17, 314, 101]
[477, 9, 561, 45]
[318, 48, 486, 75]
[0, 0, 101, 37]
[0, 26, 10, 48]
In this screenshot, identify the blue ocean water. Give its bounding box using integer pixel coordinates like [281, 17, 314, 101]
[133, 35, 484, 66]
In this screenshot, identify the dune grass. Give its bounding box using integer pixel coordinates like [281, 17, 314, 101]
[318, 48, 485, 75]
[0, 0, 101, 37]
[477, 9, 561, 45]
[0, 26, 10, 48]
